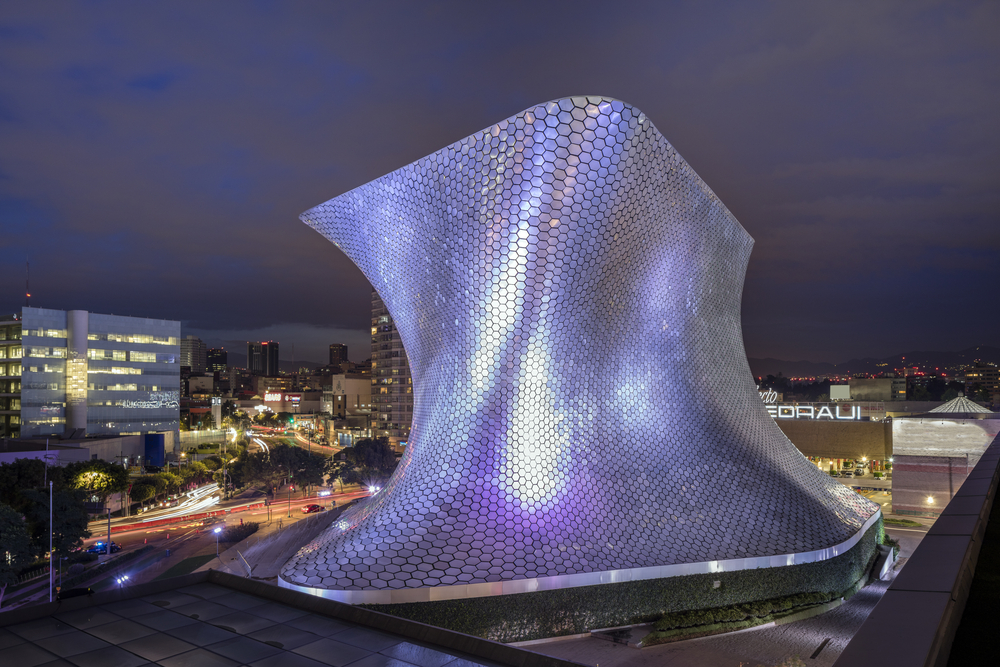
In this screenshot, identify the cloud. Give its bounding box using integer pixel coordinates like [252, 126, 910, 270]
[0, 1, 997, 363]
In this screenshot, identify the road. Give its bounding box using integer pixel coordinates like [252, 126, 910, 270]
[249, 426, 342, 457]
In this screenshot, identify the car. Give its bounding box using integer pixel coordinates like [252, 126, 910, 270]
[301, 504, 324, 514]
[854, 469, 865, 477]
[830, 472, 841, 477]
[841, 472, 854, 479]
[86, 541, 121, 554]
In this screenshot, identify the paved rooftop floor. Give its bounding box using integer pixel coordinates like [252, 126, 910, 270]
[0, 580, 504, 667]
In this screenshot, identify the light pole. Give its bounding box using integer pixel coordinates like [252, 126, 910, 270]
[214, 526, 222, 556]
[48, 480, 53, 603]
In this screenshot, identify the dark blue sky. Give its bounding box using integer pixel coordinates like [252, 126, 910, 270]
[1, 2, 997, 364]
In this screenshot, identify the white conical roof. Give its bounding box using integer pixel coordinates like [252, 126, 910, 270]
[929, 396, 992, 413]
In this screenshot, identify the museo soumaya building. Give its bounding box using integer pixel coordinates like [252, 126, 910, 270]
[283, 97, 881, 610]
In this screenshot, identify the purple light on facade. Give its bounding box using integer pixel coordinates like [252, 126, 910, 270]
[282, 97, 879, 603]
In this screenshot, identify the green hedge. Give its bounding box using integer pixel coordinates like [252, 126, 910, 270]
[652, 590, 832, 632]
[360, 519, 882, 643]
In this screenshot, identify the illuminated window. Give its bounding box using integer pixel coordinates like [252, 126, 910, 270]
[88, 367, 142, 375]
[87, 333, 178, 345]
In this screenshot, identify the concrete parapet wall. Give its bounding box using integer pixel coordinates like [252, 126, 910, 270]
[833, 434, 1000, 667]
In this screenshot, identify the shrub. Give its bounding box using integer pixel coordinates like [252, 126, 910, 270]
[652, 590, 832, 632]
[882, 532, 900, 557]
[220, 522, 259, 543]
[68, 563, 85, 575]
[361, 521, 883, 643]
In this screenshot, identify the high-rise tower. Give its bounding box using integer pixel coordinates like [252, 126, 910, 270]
[371, 290, 412, 445]
[247, 341, 279, 376]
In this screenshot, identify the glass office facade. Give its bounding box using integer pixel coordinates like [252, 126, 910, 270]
[0, 307, 180, 438]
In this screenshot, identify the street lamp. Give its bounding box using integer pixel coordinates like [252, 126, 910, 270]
[214, 526, 222, 555]
[287, 484, 295, 518]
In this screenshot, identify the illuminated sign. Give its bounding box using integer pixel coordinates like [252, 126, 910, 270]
[116, 391, 179, 410]
[757, 386, 778, 404]
[264, 393, 301, 402]
[766, 404, 862, 421]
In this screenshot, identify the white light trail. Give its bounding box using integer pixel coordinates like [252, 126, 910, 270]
[141, 483, 219, 522]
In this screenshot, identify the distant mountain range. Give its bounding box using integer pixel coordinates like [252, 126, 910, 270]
[748, 346, 1000, 379]
[220, 347, 998, 379]
[222, 352, 323, 373]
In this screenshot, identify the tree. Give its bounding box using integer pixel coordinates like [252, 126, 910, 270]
[0, 503, 35, 609]
[327, 437, 397, 489]
[150, 471, 182, 498]
[130, 482, 156, 507]
[22, 488, 90, 561]
[66, 459, 129, 504]
[326, 457, 351, 492]
[942, 387, 959, 402]
[178, 461, 211, 489]
[0, 459, 73, 512]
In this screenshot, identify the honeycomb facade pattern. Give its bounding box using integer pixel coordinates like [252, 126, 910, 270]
[284, 97, 879, 603]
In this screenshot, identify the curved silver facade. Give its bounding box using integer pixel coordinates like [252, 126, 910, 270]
[286, 97, 878, 603]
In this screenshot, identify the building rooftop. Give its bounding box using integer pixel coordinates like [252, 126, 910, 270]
[0, 570, 578, 667]
[929, 396, 992, 414]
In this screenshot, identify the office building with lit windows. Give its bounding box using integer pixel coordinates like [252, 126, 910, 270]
[0, 307, 180, 439]
[180, 335, 207, 373]
[371, 289, 412, 445]
[207, 347, 228, 373]
[247, 340, 279, 376]
[329, 343, 348, 366]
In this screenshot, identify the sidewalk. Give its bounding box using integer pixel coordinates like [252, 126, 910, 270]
[196, 496, 361, 579]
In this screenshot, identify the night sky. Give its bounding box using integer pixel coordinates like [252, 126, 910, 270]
[2, 2, 997, 365]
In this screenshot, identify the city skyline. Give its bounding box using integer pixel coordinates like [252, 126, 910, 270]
[1, 3, 997, 364]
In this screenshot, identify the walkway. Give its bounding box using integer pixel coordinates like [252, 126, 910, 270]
[532, 574, 896, 667]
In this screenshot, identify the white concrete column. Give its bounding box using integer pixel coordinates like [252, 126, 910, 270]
[65, 310, 89, 434]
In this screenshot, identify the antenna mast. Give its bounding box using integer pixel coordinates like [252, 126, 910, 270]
[25, 260, 30, 307]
